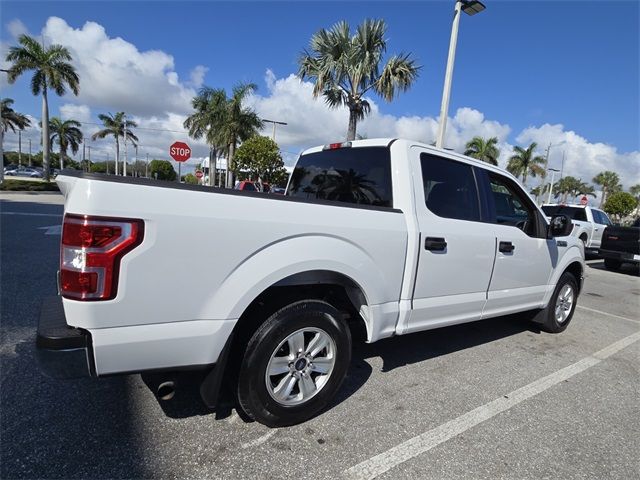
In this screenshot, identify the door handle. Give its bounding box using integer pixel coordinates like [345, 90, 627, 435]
[425, 237, 447, 251]
[499, 241, 515, 253]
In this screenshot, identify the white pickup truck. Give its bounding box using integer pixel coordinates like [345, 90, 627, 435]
[37, 138, 584, 427]
[541, 203, 612, 253]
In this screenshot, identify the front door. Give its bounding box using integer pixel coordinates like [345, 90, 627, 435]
[478, 170, 558, 318]
[590, 209, 612, 248]
[407, 150, 496, 333]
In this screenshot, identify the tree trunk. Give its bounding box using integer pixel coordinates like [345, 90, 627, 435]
[114, 136, 120, 176]
[599, 187, 606, 208]
[0, 127, 4, 184]
[522, 171, 528, 188]
[42, 90, 51, 182]
[347, 108, 358, 141]
[226, 142, 235, 188]
[60, 145, 65, 170]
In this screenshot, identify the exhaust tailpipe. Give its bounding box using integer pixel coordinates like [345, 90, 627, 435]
[157, 381, 175, 401]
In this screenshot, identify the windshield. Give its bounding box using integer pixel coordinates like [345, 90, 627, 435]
[541, 205, 588, 221]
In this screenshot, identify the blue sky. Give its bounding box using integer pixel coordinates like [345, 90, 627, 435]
[1, 1, 639, 185]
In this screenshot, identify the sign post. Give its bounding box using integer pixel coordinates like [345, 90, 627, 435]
[169, 141, 191, 182]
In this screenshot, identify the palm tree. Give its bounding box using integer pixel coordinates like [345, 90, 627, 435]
[1, 98, 31, 182]
[507, 143, 546, 187]
[92, 112, 138, 175]
[6, 34, 79, 181]
[553, 176, 595, 203]
[49, 117, 82, 170]
[592, 171, 621, 208]
[298, 19, 420, 141]
[220, 84, 263, 186]
[464, 136, 500, 165]
[184, 83, 262, 187]
[184, 87, 228, 186]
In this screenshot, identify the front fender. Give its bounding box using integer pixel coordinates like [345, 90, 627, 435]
[201, 234, 400, 322]
[542, 244, 585, 307]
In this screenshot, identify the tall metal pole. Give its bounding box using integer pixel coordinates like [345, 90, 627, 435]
[87, 146, 91, 171]
[436, 1, 463, 149]
[28, 139, 32, 166]
[18, 130, 22, 165]
[547, 169, 558, 204]
[146, 152, 149, 178]
[123, 113, 127, 176]
[135, 145, 138, 177]
[82, 138, 86, 171]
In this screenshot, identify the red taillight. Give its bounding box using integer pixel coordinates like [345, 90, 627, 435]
[60, 214, 144, 301]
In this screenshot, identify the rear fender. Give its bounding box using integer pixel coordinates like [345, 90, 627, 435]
[201, 234, 399, 340]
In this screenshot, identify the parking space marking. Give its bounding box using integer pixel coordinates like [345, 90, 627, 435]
[577, 305, 640, 324]
[344, 330, 640, 480]
[1, 211, 62, 217]
[241, 429, 277, 449]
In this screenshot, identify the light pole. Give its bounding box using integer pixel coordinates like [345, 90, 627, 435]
[547, 167, 560, 204]
[262, 118, 287, 142]
[435, 0, 486, 149]
[123, 113, 128, 176]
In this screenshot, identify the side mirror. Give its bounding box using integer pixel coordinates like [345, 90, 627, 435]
[548, 214, 573, 238]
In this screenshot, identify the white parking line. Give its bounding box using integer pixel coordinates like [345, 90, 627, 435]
[241, 429, 277, 449]
[577, 305, 640, 324]
[344, 330, 640, 480]
[1, 211, 62, 217]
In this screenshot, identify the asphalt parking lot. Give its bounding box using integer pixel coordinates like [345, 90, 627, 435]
[1, 193, 639, 480]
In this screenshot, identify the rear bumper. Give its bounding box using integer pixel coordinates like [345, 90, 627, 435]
[36, 296, 93, 378]
[598, 249, 640, 263]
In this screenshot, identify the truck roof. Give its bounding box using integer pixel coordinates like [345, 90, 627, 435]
[301, 137, 516, 182]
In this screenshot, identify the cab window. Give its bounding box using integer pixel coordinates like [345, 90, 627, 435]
[486, 173, 539, 237]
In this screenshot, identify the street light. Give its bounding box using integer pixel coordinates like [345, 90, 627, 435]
[262, 118, 287, 142]
[435, 0, 486, 149]
[547, 167, 561, 204]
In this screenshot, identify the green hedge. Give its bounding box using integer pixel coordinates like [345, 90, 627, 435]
[0, 179, 60, 191]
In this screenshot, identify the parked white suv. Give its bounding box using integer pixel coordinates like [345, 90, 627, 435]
[38, 138, 584, 427]
[541, 204, 612, 252]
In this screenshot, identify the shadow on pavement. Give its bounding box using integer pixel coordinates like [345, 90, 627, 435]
[587, 260, 639, 277]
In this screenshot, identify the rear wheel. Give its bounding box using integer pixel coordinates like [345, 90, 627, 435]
[237, 300, 351, 427]
[536, 272, 578, 333]
[604, 258, 621, 270]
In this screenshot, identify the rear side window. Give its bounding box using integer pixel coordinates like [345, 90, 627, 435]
[420, 153, 480, 222]
[287, 147, 392, 207]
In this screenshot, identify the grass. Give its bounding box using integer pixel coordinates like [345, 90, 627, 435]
[0, 179, 60, 191]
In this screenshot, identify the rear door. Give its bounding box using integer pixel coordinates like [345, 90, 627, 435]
[478, 170, 558, 317]
[407, 150, 496, 332]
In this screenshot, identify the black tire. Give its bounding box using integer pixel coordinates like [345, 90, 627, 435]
[536, 272, 579, 333]
[604, 258, 621, 270]
[237, 300, 351, 427]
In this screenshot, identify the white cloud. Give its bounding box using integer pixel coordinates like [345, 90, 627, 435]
[516, 123, 640, 190]
[41, 17, 199, 117]
[60, 104, 91, 124]
[7, 19, 28, 39]
[249, 70, 511, 166]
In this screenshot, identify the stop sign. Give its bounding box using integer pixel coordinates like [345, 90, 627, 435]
[169, 141, 191, 162]
[580, 195, 588, 205]
[195, 170, 203, 179]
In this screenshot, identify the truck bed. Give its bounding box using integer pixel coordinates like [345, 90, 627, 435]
[56, 170, 409, 374]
